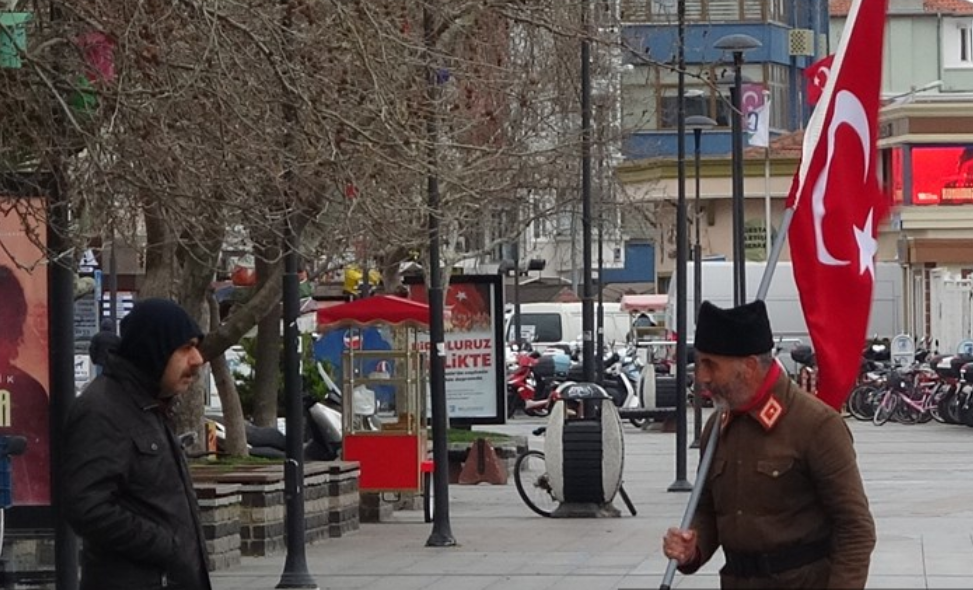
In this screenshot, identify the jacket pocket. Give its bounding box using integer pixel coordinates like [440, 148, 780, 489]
[755, 457, 795, 479]
[133, 435, 164, 456]
[129, 433, 173, 495]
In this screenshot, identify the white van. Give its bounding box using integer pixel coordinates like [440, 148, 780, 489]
[505, 302, 632, 351]
[665, 261, 904, 371]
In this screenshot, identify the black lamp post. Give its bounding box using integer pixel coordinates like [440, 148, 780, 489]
[423, 6, 456, 548]
[580, 0, 595, 382]
[277, 216, 317, 589]
[713, 34, 761, 307]
[667, 0, 691, 494]
[512, 234, 522, 349]
[685, 115, 715, 449]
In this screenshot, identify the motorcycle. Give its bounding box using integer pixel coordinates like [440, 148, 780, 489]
[208, 362, 380, 459]
[507, 346, 564, 418]
[600, 344, 646, 425]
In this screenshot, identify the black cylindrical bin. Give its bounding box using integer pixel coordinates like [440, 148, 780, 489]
[544, 382, 624, 510]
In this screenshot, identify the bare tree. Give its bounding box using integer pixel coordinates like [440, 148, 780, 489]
[2, 0, 627, 455]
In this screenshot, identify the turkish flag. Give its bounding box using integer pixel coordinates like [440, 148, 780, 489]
[804, 54, 835, 107]
[787, 0, 889, 410]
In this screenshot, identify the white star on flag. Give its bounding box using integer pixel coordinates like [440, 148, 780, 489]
[853, 209, 877, 279]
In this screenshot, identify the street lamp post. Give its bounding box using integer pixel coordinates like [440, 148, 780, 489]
[580, 0, 595, 382]
[668, 0, 691, 494]
[685, 115, 715, 449]
[423, 6, 456, 548]
[713, 34, 761, 307]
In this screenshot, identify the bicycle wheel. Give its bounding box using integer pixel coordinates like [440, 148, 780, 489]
[946, 388, 963, 424]
[514, 450, 557, 517]
[928, 386, 947, 423]
[629, 382, 649, 428]
[894, 400, 921, 425]
[872, 391, 898, 426]
[848, 385, 879, 421]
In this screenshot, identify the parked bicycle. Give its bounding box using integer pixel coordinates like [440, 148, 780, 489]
[513, 426, 637, 517]
[872, 367, 941, 425]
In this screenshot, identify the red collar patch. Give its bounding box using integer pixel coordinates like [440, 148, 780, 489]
[755, 395, 785, 431]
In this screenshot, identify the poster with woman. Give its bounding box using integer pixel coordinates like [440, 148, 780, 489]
[0, 195, 50, 506]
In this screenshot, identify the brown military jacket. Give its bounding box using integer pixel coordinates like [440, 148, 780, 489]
[680, 370, 876, 589]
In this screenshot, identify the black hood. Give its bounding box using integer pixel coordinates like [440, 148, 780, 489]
[117, 298, 204, 386]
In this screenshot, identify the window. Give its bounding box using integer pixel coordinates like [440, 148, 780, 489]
[622, 0, 768, 22]
[508, 313, 562, 343]
[659, 93, 711, 127]
[769, 0, 790, 24]
[766, 63, 790, 130]
[657, 88, 732, 128]
[961, 25, 972, 63]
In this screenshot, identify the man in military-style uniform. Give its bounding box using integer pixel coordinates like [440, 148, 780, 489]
[663, 300, 875, 589]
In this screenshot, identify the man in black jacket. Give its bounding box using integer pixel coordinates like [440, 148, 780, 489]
[63, 298, 212, 590]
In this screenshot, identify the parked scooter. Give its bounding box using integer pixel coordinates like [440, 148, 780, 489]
[507, 344, 565, 418]
[601, 344, 643, 412]
[208, 362, 380, 459]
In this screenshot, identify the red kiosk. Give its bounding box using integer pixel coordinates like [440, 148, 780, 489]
[316, 296, 431, 498]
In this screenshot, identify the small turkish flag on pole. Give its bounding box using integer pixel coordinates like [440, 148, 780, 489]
[788, 0, 889, 410]
[804, 54, 835, 107]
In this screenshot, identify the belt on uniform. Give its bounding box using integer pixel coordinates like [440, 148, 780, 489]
[722, 537, 831, 578]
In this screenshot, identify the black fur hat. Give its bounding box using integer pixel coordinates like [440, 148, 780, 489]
[694, 300, 773, 357]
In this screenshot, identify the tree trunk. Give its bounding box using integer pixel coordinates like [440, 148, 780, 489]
[207, 294, 248, 456]
[250, 249, 282, 427]
[139, 201, 176, 299]
[210, 353, 249, 456]
[251, 301, 282, 427]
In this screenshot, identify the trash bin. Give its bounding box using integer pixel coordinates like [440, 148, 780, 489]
[543, 382, 624, 510]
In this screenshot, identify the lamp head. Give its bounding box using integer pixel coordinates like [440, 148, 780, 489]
[713, 34, 762, 54]
[686, 115, 717, 131]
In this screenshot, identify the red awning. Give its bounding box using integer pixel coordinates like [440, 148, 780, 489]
[316, 295, 430, 331]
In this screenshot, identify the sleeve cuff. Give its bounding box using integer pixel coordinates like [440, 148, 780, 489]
[677, 547, 703, 574]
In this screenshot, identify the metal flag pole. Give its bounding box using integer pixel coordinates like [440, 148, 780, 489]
[659, 411, 724, 590]
[764, 147, 772, 260]
[756, 207, 795, 301]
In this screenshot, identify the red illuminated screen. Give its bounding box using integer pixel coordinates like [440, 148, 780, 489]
[911, 146, 973, 205]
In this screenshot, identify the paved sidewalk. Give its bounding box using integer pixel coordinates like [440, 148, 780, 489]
[211, 413, 973, 589]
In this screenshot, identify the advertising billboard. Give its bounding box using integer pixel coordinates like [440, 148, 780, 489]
[407, 275, 505, 425]
[0, 194, 51, 506]
[911, 145, 973, 206]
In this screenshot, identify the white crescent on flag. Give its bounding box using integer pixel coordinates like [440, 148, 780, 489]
[814, 67, 831, 90]
[810, 90, 870, 266]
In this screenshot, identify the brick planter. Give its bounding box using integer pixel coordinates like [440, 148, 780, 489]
[194, 483, 242, 571]
[190, 460, 360, 559]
